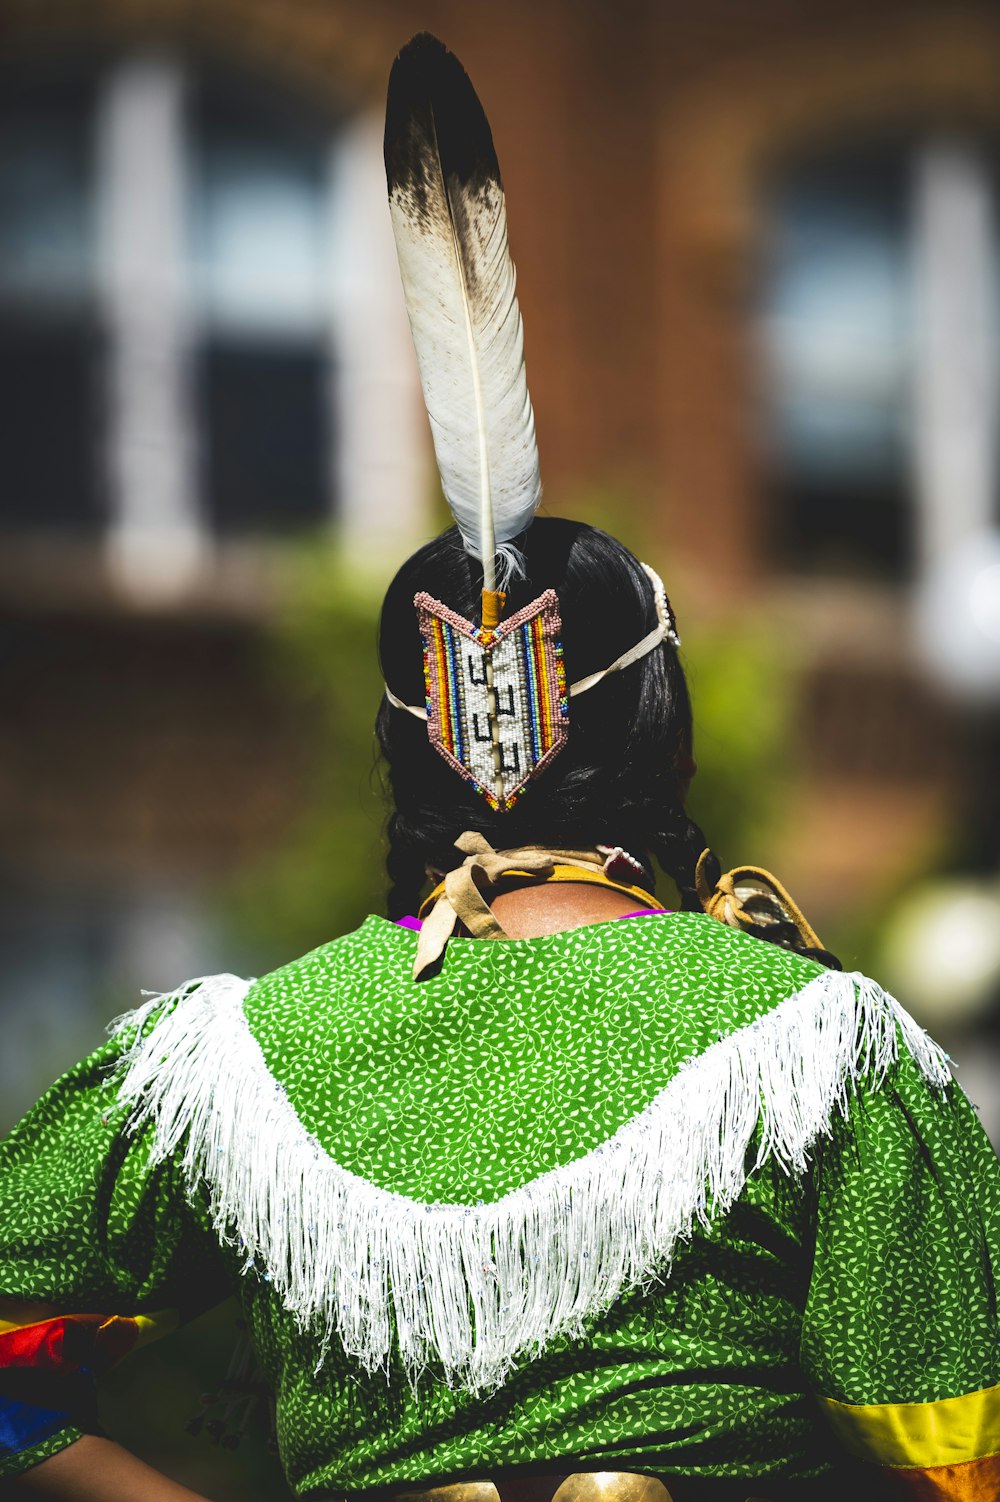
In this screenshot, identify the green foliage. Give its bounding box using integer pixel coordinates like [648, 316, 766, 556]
[682, 621, 799, 871]
[223, 543, 387, 969]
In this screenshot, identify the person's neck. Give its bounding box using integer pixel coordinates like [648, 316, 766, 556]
[488, 878, 656, 939]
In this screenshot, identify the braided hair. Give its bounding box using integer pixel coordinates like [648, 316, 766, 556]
[377, 519, 838, 968]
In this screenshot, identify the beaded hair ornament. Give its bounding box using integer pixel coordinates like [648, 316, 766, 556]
[386, 568, 680, 812]
[382, 34, 680, 811]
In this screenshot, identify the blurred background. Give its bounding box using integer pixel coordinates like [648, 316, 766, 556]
[2, 0, 1000, 1493]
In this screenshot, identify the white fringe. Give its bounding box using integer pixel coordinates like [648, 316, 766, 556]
[112, 967, 951, 1394]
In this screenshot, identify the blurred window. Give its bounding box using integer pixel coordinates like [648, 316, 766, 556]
[760, 145, 914, 578]
[760, 138, 1000, 581]
[189, 75, 333, 532]
[0, 55, 343, 546]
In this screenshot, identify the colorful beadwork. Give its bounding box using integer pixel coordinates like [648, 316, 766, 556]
[416, 589, 569, 811]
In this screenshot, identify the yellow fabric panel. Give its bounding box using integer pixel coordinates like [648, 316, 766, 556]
[819, 1383, 1000, 1467]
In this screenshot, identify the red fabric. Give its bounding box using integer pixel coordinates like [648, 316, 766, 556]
[0, 1314, 140, 1375]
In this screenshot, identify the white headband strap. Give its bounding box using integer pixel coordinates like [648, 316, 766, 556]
[384, 561, 679, 721]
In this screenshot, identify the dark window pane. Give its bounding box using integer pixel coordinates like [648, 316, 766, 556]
[0, 316, 101, 532]
[0, 64, 97, 311]
[0, 61, 101, 533]
[199, 337, 329, 533]
[770, 474, 913, 579]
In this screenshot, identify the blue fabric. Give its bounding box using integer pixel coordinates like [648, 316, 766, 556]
[0, 1394, 73, 1458]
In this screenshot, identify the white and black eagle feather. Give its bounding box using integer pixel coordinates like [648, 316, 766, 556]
[384, 33, 542, 594]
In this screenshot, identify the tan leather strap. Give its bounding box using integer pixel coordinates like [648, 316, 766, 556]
[694, 850, 825, 953]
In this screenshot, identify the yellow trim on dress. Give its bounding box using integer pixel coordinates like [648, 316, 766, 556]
[819, 1383, 1000, 1468]
[0, 1308, 178, 1343]
[420, 863, 661, 919]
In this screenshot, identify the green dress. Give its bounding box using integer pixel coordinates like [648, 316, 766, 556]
[1, 912, 998, 1497]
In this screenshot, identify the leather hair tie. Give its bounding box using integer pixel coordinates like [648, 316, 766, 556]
[694, 849, 826, 953]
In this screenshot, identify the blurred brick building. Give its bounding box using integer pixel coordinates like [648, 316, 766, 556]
[3, 0, 1000, 1115]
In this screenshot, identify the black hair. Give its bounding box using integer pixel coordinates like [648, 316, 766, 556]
[377, 518, 839, 968]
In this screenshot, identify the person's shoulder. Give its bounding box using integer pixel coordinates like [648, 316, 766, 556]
[247, 913, 409, 1009]
[610, 908, 829, 1020]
